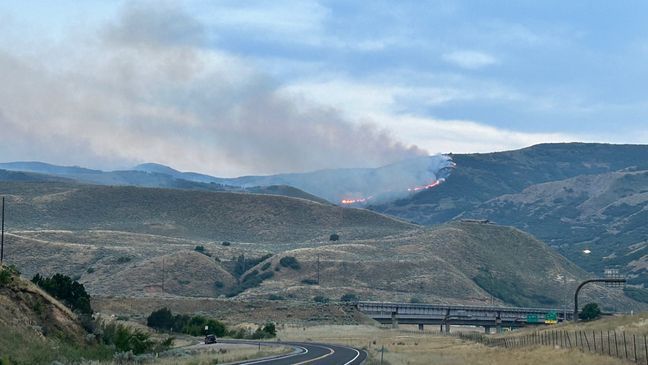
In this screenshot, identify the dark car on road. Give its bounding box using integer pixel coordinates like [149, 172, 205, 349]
[204, 334, 217, 344]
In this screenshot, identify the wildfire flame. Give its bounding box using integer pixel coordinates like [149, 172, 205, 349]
[340, 177, 447, 205]
[340, 196, 373, 205]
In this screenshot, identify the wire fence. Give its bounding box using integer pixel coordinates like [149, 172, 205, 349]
[454, 329, 648, 364]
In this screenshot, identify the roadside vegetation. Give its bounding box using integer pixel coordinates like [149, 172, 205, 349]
[147, 307, 276, 339]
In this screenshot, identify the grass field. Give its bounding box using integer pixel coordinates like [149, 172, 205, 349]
[279, 325, 627, 365]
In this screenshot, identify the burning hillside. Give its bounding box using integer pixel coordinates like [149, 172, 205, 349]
[140, 154, 457, 206]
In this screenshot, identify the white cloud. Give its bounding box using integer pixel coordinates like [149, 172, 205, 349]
[442, 50, 498, 69]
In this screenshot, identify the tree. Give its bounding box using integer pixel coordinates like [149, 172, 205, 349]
[147, 307, 174, 330]
[579, 302, 602, 321]
[32, 273, 92, 314]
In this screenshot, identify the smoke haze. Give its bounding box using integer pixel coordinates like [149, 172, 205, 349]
[0, 3, 425, 176]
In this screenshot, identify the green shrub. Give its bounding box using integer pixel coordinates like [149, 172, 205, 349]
[268, 294, 284, 300]
[222, 241, 231, 246]
[261, 262, 271, 271]
[409, 297, 423, 304]
[146, 308, 226, 337]
[32, 273, 93, 315]
[86, 267, 95, 274]
[279, 256, 301, 270]
[115, 256, 131, 264]
[329, 233, 340, 241]
[579, 303, 601, 321]
[340, 293, 358, 302]
[301, 278, 318, 285]
[313, 295, 329, 303]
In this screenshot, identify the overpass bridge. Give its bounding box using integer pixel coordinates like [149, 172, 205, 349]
[357, 301, 572, 333]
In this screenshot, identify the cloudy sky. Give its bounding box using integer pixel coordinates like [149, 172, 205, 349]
[0, 1, 646, 176]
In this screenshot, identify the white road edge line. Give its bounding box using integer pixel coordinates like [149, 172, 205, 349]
[291, 344, 335, 365]
[239, 345, 308, 365]
[343, 347, 361, 365]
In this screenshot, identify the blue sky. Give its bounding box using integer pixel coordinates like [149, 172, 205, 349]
[0, 1, 646, 175]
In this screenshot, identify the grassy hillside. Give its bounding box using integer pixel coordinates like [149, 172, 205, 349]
[372, 143, 648, 224]
[4, 223, 637, 310]
[0, 181, 413, 243]
[239, 221, 634, 309]
[464, 170, 648, 285]
[0, 265, 112, 364]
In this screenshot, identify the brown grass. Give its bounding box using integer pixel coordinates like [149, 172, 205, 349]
[279, 325, 627, 365]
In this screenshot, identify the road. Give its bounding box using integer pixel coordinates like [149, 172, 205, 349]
[210, 340, 367, 365]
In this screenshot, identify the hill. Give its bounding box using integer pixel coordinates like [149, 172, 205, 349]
[371, 143, 648, 224]
[0, 265, 107, 363]
[0, 181, 413, 243]
[463, 169, 648, 285]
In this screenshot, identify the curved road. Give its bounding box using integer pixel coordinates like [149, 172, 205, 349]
[214, 340, 367, 364]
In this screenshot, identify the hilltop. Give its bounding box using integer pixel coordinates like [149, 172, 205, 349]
[0, 181, 412, 243]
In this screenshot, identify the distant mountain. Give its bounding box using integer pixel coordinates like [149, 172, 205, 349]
[133, 162, 221, 184]
[1, 155, 453, 205]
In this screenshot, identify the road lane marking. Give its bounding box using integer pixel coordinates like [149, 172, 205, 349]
[291, 344, 335, 364]
[341, 346, 361, 365]
[239, 345, 308, 365]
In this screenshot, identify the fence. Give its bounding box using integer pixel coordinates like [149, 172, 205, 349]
[455, 330, 648, 364]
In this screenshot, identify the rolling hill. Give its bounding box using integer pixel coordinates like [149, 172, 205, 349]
[0, 181, 413, 243]
[0, 180, 640, 309]
[371, 143, 648, 284]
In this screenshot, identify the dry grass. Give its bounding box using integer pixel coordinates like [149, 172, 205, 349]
[279, 325, 627, 365]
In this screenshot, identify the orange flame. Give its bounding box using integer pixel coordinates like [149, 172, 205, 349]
[340, 178, 447, 205]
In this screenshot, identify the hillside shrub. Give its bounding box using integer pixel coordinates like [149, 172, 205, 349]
[313, 295, 329, 303]
[301, 278, 318, 285]
[115, 256, 131, 264]
[226, 270, 274, 297]
[579, 303, 601, 321]
[0, 265, 20, 287]
[329, 233, 340, 241]
[221, 241, 231, 246]
[100, 323, 170, 355]
[32, 273, 92, 314]
[409, 297, 423, 304]
[232, 254, 273, 278]
[279, 256, 301, 270]
[261, 262, 271, 271]
[194, 245, 211, 257]
[268, 294, 284, 300]
[340, 293, 358, 302]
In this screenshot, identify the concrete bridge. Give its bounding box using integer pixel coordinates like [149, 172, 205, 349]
[356, 301, 572, 333]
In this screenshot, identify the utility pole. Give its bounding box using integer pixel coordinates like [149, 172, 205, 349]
[316, 254, 320, 285]
[1, 196, 5, 265]
[162, 257, 165, 293]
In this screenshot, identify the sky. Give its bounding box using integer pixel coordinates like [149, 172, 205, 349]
[0, 1, 646, 176]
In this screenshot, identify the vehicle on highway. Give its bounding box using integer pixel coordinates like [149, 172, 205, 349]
[204, 334, 217, 344]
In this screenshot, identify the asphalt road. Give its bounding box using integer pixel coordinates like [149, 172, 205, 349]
[213, 340, 367, 365]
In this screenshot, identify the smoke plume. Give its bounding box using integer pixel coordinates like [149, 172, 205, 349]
[0, 3, 425, 176]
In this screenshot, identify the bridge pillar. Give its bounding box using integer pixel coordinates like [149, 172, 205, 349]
[484, 326, 491, 334]
[418, 324, 424, 331]
[444, 324, 450, 333]
[439, 324, 444, 333]
[391, 312, 398, 328]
